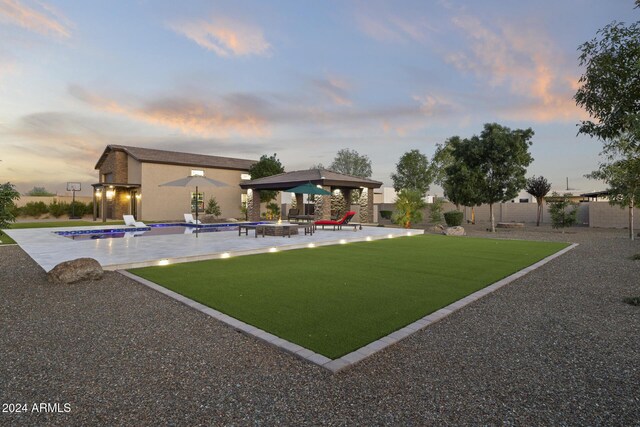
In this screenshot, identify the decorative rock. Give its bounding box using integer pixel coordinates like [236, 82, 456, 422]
[443, 226, 466, 236]
[431, 224, 445, 233]
[47, 258, 103, 284]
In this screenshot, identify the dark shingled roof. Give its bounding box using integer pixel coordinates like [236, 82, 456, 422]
[239, 169, 383, 190]
[95, 145, 256, 171]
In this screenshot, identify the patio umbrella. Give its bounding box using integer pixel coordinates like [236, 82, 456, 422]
[285, 182, 331, 217]
[159, 175, 229, 237]
[285, 182, 331, 195]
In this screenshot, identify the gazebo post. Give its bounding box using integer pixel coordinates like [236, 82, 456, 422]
[319, 186, 332, 220]
[249, 190, 261, 221]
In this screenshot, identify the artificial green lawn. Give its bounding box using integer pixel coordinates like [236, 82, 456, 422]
[129, 235, 568, 358]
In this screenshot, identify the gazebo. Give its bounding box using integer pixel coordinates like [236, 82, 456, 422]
[239, 169, 383, 222]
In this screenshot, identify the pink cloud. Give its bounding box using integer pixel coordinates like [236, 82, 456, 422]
[0, 0, 71, 38]
[169, 17, 271, 57]
[446, 15, 585, 122]
[313, 76, 352, 107]
[355, 11, 435, 44]
[68, 85, 270, 138]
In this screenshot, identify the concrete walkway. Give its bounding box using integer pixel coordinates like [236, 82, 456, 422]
[4, 224, 419, 271]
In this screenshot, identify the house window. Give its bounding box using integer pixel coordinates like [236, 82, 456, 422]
[102, 173, 113, 183]
[519, 198, 529, 203]
[191, 169, 204, 177]
[191, 192, 204, 212]
[241, 173, 251, 180]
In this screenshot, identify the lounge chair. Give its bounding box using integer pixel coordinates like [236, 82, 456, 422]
[314, 211, 358, 230]
[184, 213, 202, 224]
[287, 208, 300, 220]
[123, 214, 146, 227]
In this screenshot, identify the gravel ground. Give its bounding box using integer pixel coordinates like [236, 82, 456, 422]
[1, 225, 638, 426]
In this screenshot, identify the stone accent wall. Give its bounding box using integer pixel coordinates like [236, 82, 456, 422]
[358, 188, 373, 223]
[99, 150, 128, 183]
[248, 191, 261, 221]
[331, 191, 347, 218]
[316, 186, 332, 220]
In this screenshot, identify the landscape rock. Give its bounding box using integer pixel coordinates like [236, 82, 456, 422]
[47, 258, 103, 284]
[431, 224, 445, 233]
[443, 226, 466, 236]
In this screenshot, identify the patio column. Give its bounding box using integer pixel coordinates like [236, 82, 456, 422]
[295, 193, 304, 212]
[365, 187, 374, 223]
[249, 190, 261, 221]
[343, 188, 353, 210]
[319, 186, 332, 220]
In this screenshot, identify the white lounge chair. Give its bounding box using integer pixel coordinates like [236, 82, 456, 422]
[123, 215, 146, 227]
[184, 213, 202, 224]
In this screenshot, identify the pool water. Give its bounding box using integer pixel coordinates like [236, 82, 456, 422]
[55, 222, 266, 241]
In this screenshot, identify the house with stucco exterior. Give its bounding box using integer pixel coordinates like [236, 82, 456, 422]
[92, 145, 256, 221]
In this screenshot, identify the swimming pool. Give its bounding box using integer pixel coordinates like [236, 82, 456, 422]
[54, 222, 267, 241]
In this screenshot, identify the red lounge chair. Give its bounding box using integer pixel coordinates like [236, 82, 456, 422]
[314, 211, 358, 230]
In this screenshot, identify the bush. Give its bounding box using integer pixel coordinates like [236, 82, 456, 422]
[21, 201, 49, 217]
[0, 182, 21, 228]
[548, 192, 578, 231]
[48, 200, 69, 218]
[205, 197, 222, 218]
[379, 210, 392, 220]
[429, 198, 445, 223]
[392, 189, 426, 228]
[266, 202, 280, 220]
[444, 210, 463, 226]
[624, 296, 640, 306]
[68, 201, 88, 217]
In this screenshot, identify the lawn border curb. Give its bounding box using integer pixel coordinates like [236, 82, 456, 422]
[118, 242, 578, 373]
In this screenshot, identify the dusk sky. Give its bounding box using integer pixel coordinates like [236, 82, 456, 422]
[0, 0, 636, 196]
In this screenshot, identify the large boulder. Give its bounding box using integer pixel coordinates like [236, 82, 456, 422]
[443, 226, 466, 236]
[47, 258, 103, 284]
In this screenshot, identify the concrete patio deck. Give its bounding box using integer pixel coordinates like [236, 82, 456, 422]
[4, 224, 421, 272]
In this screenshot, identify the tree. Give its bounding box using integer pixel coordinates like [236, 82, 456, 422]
[329, 148, 372, 178]
[444, 123, 534, 232]
[391, 149, 433, 195]
[574, 18, 640, 142]
[26, 186, 55, 196]
[247, 153, 285, 203]
[429, 197, 445, 224]
[431, 137, 457, 187]
[392, 189, 426, 228]
[525, 176, 552, 226]
[309, 163, 325, 169]
[205, 197, 222, 218]
[587, 134, 640, 240]
[548, 193, 578, 232]
[0, 182, 21, 231]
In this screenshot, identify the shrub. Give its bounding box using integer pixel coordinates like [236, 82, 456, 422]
[266, 202, 280, 220]
[444, 210, 463, 226]
[48, 200, 69, 218]
[624, 296, 640, 306]
[379, 210, 392, 220]
[631, 253, 640, 260]
[68, 201, 88, 217]
[429, 198, 445, 223]
[548, 192, 578, 231]
[0, 182, 21, 229]
[392, 189, 426, 228]
[205, 197, 222, 218]
[22, 201, 49, 217]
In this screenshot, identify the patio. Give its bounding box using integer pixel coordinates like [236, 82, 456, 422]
[4, 224, 421, 272]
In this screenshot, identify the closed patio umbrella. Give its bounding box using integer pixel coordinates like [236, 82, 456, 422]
[159, 175, 229, 237]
